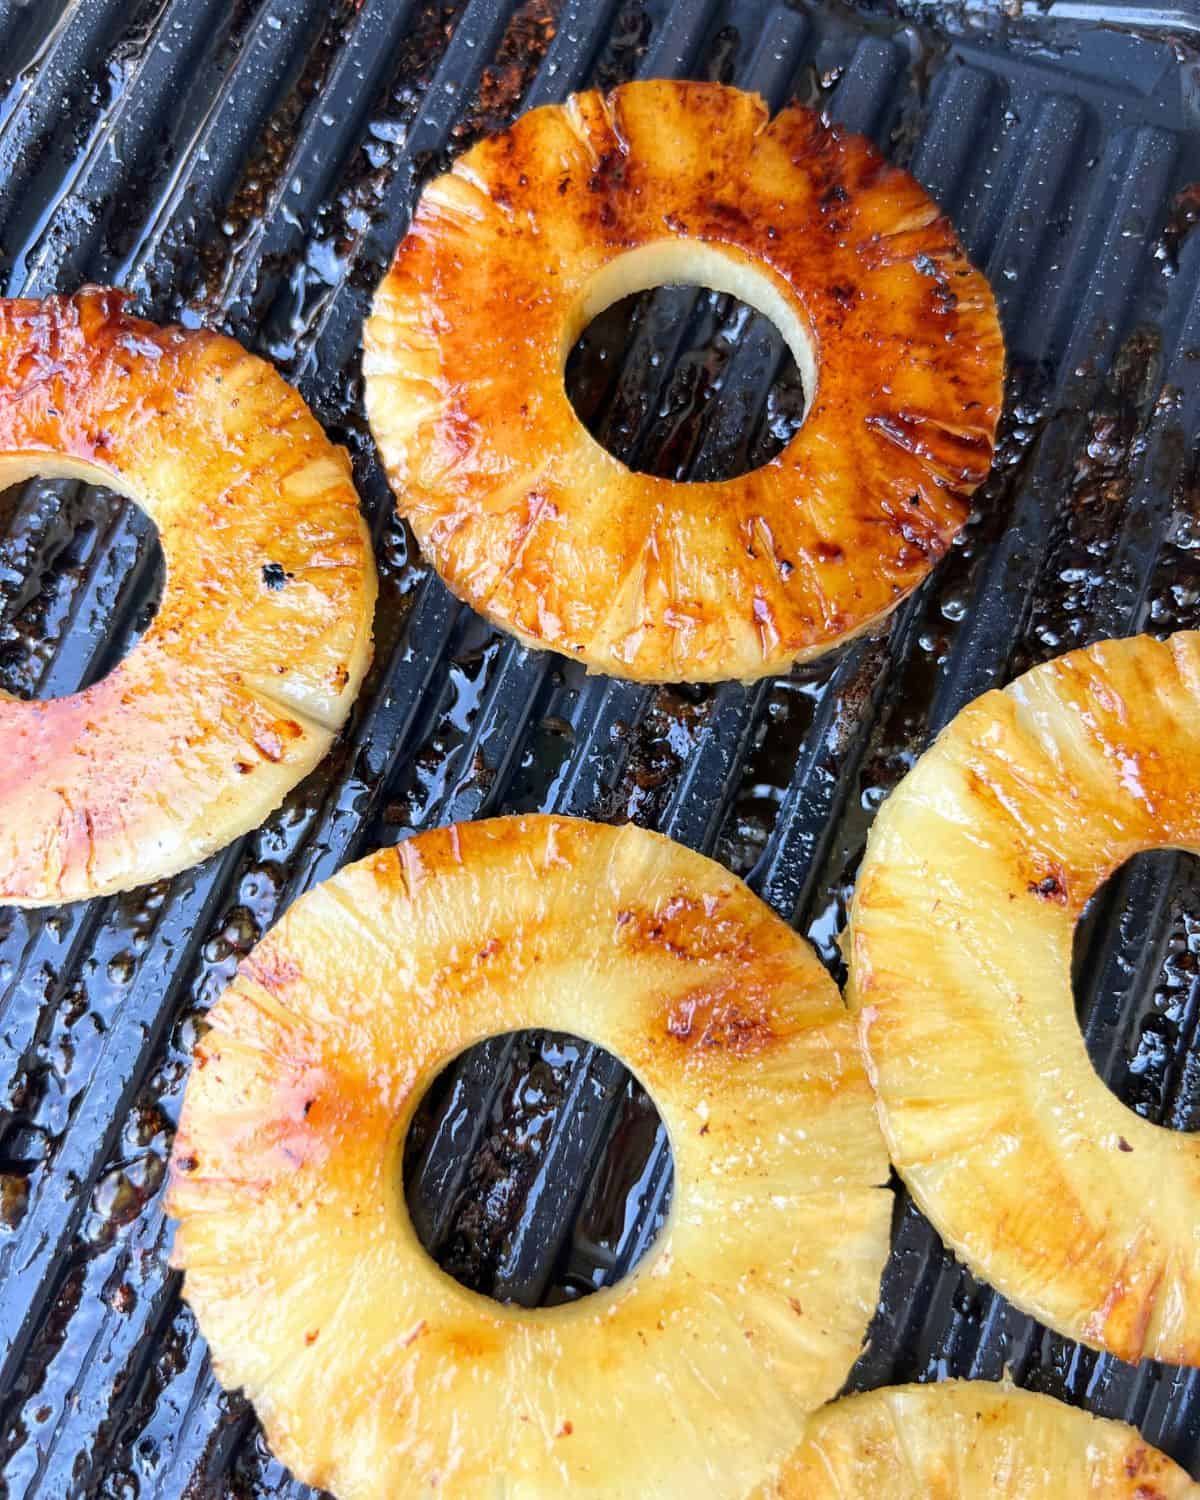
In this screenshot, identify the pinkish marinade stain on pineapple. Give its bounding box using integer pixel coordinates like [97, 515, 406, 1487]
[242, 947, 302, 994]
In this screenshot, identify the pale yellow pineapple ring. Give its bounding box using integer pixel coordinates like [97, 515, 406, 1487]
[169, 815, 891, 1500]
[753, 1381, 1200, 1497]
[364, 79, 1003, 684]
[849, 632, 1200, 1364]
[0, 289, 376, 904]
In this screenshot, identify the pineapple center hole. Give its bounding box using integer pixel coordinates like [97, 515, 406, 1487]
[1073, 848, 1200, 1132]
[403, 1029, 674, 1307]
[0, 475, 164, 700]
[564, 241, 811, 481]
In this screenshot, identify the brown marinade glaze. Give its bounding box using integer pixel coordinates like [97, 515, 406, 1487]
[364, 80, 1004, 683]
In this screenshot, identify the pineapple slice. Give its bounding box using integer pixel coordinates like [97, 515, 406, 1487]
[754, 1381, 1199, 1497]
[169, 815, 891, 1499]
[848, 632, 1200, 1363]
[363, 80, 1003, 684]
[0, 289, 375, 904]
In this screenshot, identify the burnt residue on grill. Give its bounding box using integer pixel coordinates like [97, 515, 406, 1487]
[1070, 326, 1164, 512]
[180, 0, 369, 325]
[454, 0, 561, 141]
[598, 685, 717, 827]
[592, 1, 653, 92]
[404, 1031, 581, 1300]
[1157, 182, 1200, 277]
[1147, 440, 1200, 637]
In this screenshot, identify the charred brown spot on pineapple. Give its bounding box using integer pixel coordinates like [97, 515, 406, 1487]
[616, 890, 749, 963]
[253, 719, 303, 763]
[1029, 869, 1069, 903]
[667, 984, 776, 1058]
[441, 1327, 502, 1361]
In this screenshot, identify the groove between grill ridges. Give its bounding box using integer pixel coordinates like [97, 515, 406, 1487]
[3, 0, 263, 299]
[0, 0, 131, 180]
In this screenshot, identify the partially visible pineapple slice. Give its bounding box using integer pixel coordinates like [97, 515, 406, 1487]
[0, 289, 376, 904]
[364, 80, 1003, 683]
[754, 1381, 1199, 1497]
[848, 632, 1200, 1363]
[169, 815, 891, 1500]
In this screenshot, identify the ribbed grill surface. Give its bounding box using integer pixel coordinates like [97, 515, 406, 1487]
[0, 1, 1199, 1495]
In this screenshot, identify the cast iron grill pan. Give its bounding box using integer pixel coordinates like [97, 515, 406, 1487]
[1, 1, 1200, 1494]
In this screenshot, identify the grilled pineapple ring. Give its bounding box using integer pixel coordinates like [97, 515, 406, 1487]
[364, 80, 1003, 684]
[849, 632, 1200, 1363]
[755, 1381, 1200, 1497]
[169, 815, 891, 1500]
[0, 289, 375, 905]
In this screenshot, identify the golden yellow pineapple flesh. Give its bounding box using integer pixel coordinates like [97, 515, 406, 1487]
[168, 815, 891, 1499]
[0, 289, 376, 904]
[754, 1381, 1199, 1498]
[848, 631, 1200, 1363]
[363, 80, 1003, 683]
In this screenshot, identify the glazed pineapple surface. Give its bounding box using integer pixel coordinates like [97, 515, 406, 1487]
[0, 289, 376, 905]
[849, 631, 1200, 1364]
[754, 1381, 1200, 1498]
[168, 815, 892, 1500]
[363, 79, 1003, 683]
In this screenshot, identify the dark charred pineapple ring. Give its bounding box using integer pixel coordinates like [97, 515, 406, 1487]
[364, 80, 1004, 683]
[0, 289, 376, 905]
[168, 815, 891, 1499]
